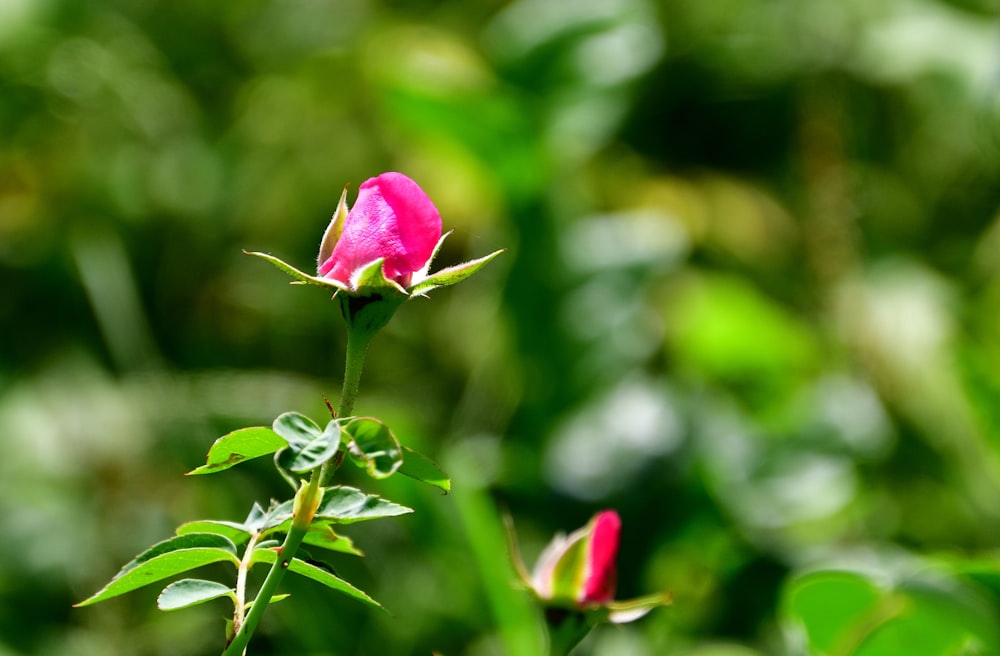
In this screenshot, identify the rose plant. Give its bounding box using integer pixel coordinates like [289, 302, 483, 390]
[75, 172, 501, 655]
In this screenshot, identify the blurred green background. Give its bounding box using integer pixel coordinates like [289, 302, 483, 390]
[4, 0, 1000, 654]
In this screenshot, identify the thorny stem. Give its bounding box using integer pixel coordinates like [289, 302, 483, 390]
[221, 324, 370, 655]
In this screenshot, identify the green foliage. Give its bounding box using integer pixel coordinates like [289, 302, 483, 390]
[157, 579, 236, 612]
[782, 567, 1000, 655]
[187, 427, 288, 475]
[75, 534, 239, 607]
[272, 412, 342, 473]
[8, 0, 1000, 654]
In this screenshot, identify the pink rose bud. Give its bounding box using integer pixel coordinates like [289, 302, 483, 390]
[531, 510, 620, 608]
[318, 172, 442, 289]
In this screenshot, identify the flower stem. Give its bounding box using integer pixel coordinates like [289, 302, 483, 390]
[222, 474, 321, 656]
[220, 320, 372, 656]
[320, 322, 371, 486]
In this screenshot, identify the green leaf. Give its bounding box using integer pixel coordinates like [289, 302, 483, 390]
[273, 413, 342, 473]
[345, 417, 403, 478]
[782, 571, 884, 655]
[399, 446, 451, 492]
[252, 550, 382, 609]
[75, 534, 239, 607]
[244, 250, 348, 292]
[245, 593, 290, 609]
[262, 487, 411, 536]
[409, 249, 505, 297]
[175, 520, 250, 546]
[314, 486, 413, 524]
[303, 526, 363, 556]
[157, 579, 235, 611]
[187, 427, 288, 475]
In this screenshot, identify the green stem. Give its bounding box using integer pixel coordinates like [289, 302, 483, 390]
[319, 323, 371, 486]
[221, 322, 372, 656]
[222, 475, 320, 656]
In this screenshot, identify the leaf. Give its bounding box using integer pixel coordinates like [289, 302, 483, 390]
[303, 526, 363, 556]
[175, 520, 251, 546]
[399, 446, 451, 492]
[318, 186, 349, 268]
[409, 249, 505, 297]
[245, 593, 290, 609]
[262, 487, 412, 536]
[314, 486, 413, 524]
[273, 413, 342, 473]
[187, 427, 288, 475]
[252, 550, 382, 609]
[345, 417, 403, 479]
[75, 534, 239, 607]
[157, 579, 235, 611]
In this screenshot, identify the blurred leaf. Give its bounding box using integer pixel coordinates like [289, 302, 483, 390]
[75, 534, 239, 607]
[346, 417, 403, 479]
[252, 550, 381, 608]
[187, 427, 288, 475]
[157, 579, 235, 611]
[782, 569, 1000, 655]
[399, 446, 451, 493]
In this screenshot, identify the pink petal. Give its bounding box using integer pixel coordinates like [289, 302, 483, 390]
[319, 172, 442, 288]
[580, 510, 620, 604]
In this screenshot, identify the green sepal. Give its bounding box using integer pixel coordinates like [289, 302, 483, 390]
[244, 250, 349, 292]
[75, 534, 239, 607]
[317, 186, 349, 270]
[345, 417, 403, 479]
[410, 249, 505, 297]
[350, 258, 408, 296]
[187, 427, 288, 475]
[157, 579, 236, 611]
[398, 446, 450, 492]
[596, 593, 673, 623]
[272, 412, 342, 473]
[252, 549, 382, 609]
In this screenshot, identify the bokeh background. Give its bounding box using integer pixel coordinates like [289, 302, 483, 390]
[4, 0, 1000, 654]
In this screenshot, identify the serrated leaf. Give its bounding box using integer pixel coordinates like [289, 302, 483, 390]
[175, 520, 251, 546]
[274, 415, 342, 473]
[252, 550, 381, 609]
[314, 486, 412, 524]
[262, 487, 411, 537]
[410, 249, 504, 297]
[75, 534, 239, 607]
[399, 446, 451, 492]
[245, 250, 348, 292]
[187, 427, 288, 475]
[346, 417, 403, 479]
[157, 579, 235, 611]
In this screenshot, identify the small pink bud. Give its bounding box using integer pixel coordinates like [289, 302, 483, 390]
[530, 510, 621, 608]
[318, 172, 442, 289]
[579, 510, 619, 604]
